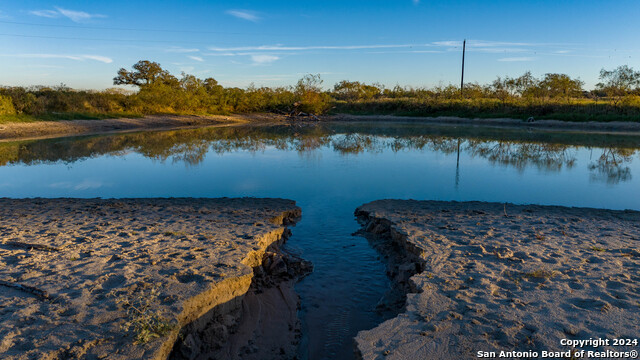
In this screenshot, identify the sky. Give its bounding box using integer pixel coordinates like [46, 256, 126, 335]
[1, 0, 639, 90]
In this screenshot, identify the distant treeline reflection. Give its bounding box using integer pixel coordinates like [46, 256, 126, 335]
[0, 123, 637, 184]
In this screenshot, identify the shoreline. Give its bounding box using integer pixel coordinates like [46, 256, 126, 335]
[354, 200, 640, 359]
[0, 198, 305, 360]
[0, 113, 288, 143]
[328, 114, 640, 134]
[2, 113, 640, 142]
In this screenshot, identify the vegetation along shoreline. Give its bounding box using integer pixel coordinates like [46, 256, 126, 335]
[2, 61, 640, 140]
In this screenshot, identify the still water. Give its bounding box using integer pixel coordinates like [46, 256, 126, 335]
[1, 121, 639, 359]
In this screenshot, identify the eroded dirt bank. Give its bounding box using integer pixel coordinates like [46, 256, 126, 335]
[355, 200, 640, 360]
[0, 198, 305, 359]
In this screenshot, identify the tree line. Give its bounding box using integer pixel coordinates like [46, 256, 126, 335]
[1, 60, 640, 121]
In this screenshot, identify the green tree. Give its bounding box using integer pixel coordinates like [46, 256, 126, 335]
[203, 78, 223, 94]
[179, 73, 204, 93]
[596, 65, 640, 106]
[294, 74, 330, 115]
[0, 95, 16, 115]
[514, 72, 538, 97]
[113, 60, 178, 88]
[491, 76, 517, 103]
[333, 80, 381, 101]
[538, 73, 583, 102]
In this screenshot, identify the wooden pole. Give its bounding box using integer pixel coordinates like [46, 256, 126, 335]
[460, 39, 466, 97]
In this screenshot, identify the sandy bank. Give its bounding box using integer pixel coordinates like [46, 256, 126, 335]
[0, 198, 304, 360]
[330, 114, 640, 134]
[0, 113, 287, 142]
[355, 200, 640, 360]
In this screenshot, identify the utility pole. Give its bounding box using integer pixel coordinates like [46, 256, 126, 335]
[460, 39, 466, 97]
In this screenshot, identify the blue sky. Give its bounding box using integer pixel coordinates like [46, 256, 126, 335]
[1, 0, 639, 90]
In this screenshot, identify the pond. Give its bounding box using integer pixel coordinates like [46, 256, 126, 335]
[1, 121, 639, 359]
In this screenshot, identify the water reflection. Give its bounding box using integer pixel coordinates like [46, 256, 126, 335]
[1, 122, 639, 184]
[466, 142, 577, 172]
[589, 148, 635, 184]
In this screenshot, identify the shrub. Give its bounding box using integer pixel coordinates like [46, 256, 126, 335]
[0, 95, 16, 115]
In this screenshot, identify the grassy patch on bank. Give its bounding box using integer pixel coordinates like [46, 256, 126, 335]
[331, 99, 640, 123]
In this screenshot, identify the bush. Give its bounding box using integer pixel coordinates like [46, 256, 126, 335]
[0, 95, 16, 115]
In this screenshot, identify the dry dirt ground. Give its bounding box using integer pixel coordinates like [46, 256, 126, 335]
[355, 200, 640, 360]
[0, 114, 288, 142]
[0, 198, 301, 360]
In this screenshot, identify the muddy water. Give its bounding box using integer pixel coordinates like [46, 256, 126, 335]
[1, 122, 639, 359]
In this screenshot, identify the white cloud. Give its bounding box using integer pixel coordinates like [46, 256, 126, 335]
[50, 180, 107, 190]
[2, 54, 113, 63]
[433, 40, 536, 54]
[251, 54, 279, 65]
[367, 50, 443, 54]
[475, 47, 529, 53]
[29, 7, 105, 22]
[29, 9, 59, 18]
[226, 10, 260, 22]
[209, 43, 434, 52]
[55, 7, 104, 22]
[434, 40, 533, 48]
[81, 55, 113, 63]
[188, 56, 204, 62]
[165, 47, 200, 53]
[497, 57, 535, 62]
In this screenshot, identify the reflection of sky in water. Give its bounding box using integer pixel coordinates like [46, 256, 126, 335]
[1, 135, 638, 210]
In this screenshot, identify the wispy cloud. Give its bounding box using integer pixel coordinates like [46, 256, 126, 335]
[82, 55, 113, 63]
[433, 40, 547, 55]
[50, 180, 108, 191]
[251, 54, 280, 65]
[2, 54, 113, 63]
[367, 50, 443, 54]
[434, 40, 536, 54]
[30, 10, 59, 18]
[226, 9, 260, 22]
[204, 40, 568, 61]
[209, 44, 434, 52]
[29, 7, 106, 22]
[188, 56, 204, 62]
[413, 0, 420, 4]
[55, 7, 104, 22]
[165, 47, 200, 53]
[497, 57, 535, 62]
[434, 40, 533, 48]
[0, 10, 10, 19]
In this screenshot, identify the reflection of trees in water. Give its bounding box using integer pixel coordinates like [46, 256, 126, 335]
[335, 135, 580, 175]
[588, 148, 636, 184]
[331, 134, 383, 154]
[0, 125, 636, 183]
[465, 141, 577, 172]
[390, 136, 460, 154]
